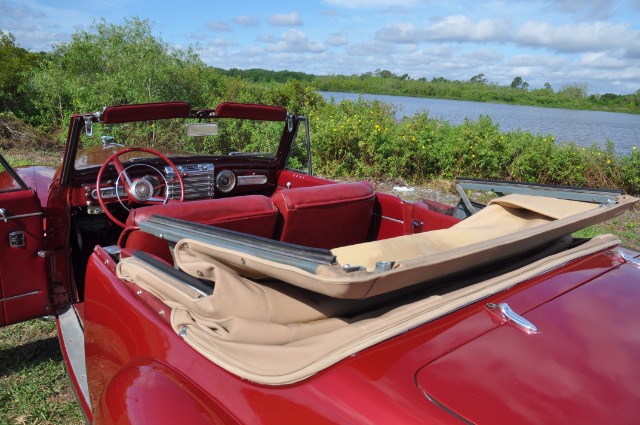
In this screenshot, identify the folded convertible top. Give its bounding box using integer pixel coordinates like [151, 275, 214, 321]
[164, 193, 637, 299]
[120, 192, 637, 384]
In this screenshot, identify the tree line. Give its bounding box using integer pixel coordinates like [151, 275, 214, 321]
[2, 18, 639, 130]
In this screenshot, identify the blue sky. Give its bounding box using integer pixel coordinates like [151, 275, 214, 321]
[2, 0, 639, 94]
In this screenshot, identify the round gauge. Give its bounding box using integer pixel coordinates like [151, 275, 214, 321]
[216, 169, 236, 193]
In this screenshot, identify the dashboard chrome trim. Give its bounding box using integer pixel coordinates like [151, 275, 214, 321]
[237, 175, 268, 186]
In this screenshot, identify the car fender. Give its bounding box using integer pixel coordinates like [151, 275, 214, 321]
[93, 358, 237, 425]
[14, 165, 57, 208]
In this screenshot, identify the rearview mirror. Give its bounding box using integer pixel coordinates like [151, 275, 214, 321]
[186, 123, 218, 137]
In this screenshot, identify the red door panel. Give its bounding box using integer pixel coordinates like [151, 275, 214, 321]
[0, 189, 50, 326]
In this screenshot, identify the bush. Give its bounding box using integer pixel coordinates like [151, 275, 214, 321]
[26, 18, 221, 129]
[300, 96, 640, 195]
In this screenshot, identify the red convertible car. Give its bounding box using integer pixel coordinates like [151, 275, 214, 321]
[1, 101, 639, 424]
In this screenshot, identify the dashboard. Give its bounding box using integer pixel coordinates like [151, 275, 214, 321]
[74, 162, 274, 211]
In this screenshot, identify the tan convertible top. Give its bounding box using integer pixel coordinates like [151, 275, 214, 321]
[116, 193, 637, 385]
[117, 234, 622, 385]
[172, 194, 637, 299]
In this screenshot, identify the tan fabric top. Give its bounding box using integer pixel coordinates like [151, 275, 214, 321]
[116, 234, 622, 385]
[331, 194, 600, 271]
[173, 194, 637, 298]
[115, 193, 637, 384]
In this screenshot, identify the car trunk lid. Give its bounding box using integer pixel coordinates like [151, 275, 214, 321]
[416, 260, 640, 425]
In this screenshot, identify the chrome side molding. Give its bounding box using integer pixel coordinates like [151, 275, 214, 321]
[486, 302, 539, 334]
[620, 251, 640, 268]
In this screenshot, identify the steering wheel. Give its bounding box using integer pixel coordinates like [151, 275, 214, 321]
[96, 147, 185, 228]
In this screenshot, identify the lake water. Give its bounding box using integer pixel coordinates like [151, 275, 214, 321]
[319, 91, 640, 156]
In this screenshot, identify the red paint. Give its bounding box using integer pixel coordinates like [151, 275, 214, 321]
[0, 187, 50, 326]
[417, 263, 640, 425]
[370, 192, 407, 240]
[276, 169, 335, 189]
[81, 244, 633, 424]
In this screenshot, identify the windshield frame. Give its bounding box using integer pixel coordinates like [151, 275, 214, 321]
[61, 102, 300, 183]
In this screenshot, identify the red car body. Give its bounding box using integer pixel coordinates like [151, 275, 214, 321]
[1, 102, 638, 424]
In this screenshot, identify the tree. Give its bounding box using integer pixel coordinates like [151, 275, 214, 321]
[544, 82, 553, 91]
[470, 73, 487, 84]
[510, 76, 529, 90]
[28, 17, 222, 126]
[0, 32, 40, 114]
[559, 83, 588, 100]
[376, 69, 395, 78]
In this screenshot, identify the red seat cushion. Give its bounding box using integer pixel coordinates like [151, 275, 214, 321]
[271, 181, 375, 249]
[120, 195, 278, 263]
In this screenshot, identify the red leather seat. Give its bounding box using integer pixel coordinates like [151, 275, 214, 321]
[120, 195, 278, 263]
[271, 181, 375, 249]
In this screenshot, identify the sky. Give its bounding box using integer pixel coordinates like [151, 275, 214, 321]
[1, 0, 640, 94]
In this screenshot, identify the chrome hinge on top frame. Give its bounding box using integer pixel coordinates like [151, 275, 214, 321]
[486, 302, 539, 334]
[286, 113, 294, 132]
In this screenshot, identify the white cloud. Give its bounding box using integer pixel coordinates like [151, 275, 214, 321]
[507, 54, 565, 68]
[375, 16, 512, 43]
[322, 0, 420, 9]
[208, 37, 237, 48]
[347, 40, 396, 56]
[515, 21, 639, 53]
[546, 0, 614, 19]
[0, 0, 45, 19]
[205, 21, 231, 32]
[258, 33, 278, 43]
[267, 29, 324, 53]
[326, 32, 348, 47]
[235, 15, 260, 27]
[580, 52, 630, 69]
[267, 12, 303, 27]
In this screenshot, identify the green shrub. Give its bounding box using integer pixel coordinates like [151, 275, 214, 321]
[298, 96, 640, 195]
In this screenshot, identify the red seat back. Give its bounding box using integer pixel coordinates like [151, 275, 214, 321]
[271, 181, 375, 249]
[120, 195, 278, 263]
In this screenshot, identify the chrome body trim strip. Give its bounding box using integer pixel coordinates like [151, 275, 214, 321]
[58, 305, 91, 409]
[0, 290, 40, 303]
[0, 211, 43, 221]
[372, 213, 404, 224]
[621, 251, 640, 268]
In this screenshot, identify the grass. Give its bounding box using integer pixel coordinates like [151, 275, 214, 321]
[0, 320, 84, 425]
[573, 208, 640, 250]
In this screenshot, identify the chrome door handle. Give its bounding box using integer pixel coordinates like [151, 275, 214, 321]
[0, 208, 6, 223]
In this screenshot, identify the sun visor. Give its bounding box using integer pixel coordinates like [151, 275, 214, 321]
[214, 102, 288, 121]
[102, 102, 191, 123]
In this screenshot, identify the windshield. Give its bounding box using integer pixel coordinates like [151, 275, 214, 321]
[75, 116, 286, 170]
